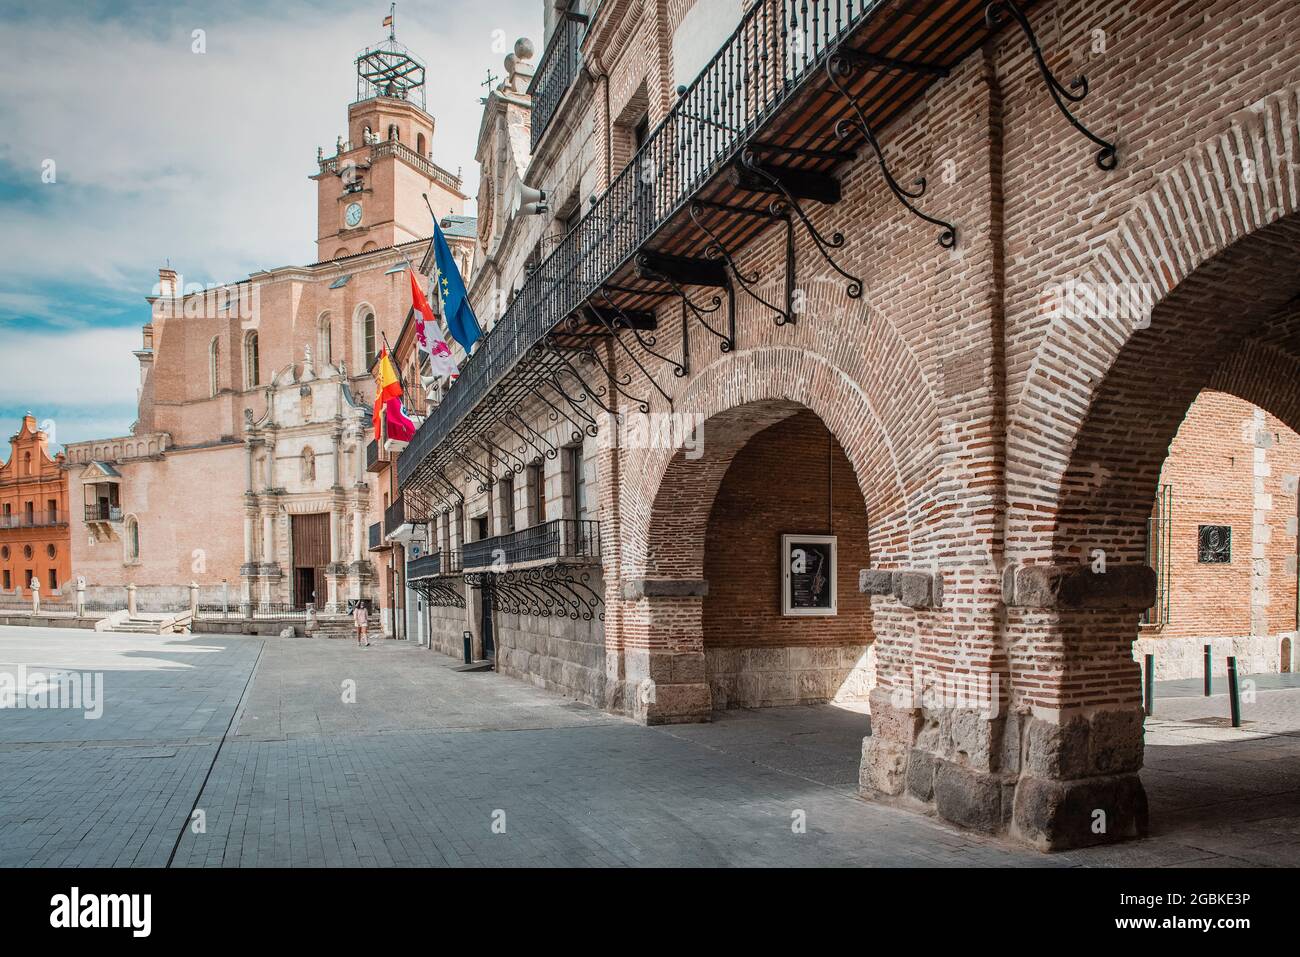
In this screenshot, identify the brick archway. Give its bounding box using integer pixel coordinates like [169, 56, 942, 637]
[606, 346, 916, 723]
[997, 87, 1300, 849]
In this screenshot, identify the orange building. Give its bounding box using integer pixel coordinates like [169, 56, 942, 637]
[0, 414, 70, 597]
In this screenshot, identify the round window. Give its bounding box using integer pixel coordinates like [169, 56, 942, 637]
[23, 545, 32, 560]
[0, 545, 7, 559]
[47, 544, 56, 559]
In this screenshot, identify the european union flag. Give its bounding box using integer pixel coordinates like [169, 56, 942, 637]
[432, 219, 481, 352]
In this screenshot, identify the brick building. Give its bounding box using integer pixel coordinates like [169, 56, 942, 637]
[393, 0, 1300, 852]
[0, 414, 69, 600]
[64, 32, 475, 618]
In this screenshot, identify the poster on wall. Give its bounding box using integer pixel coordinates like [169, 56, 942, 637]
[781, 534, 837, 617]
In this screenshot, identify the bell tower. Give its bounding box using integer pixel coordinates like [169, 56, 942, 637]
[312, 23, 467, 261]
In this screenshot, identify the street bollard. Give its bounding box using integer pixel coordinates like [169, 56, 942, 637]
[1203, 644, 1212, 696]
[462, 630, 473, 665]
[1143, 653, 1155, 716]
[1227, 655, 1242, 728]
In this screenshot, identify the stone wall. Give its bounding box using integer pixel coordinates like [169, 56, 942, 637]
[493, 571, 607, 707]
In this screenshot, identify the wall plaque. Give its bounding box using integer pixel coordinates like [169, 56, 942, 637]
[781, 534, 837, 616]
[1197, 525, 1231, 564]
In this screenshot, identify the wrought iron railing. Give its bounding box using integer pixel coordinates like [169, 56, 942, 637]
[384, 495, 408, 536]
[463, 519, 600, 570]
[366, 439, 386, 472]
[529, 11, 589, 152]
[196, 603, 309, 621]
[368, 521, 385, 550]
[0, 511, 67, 529]
[400, 0, 872, 488]
[84, 504, 123, 523]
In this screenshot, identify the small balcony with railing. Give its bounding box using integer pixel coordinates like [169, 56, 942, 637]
[462, 519, 601, 572]
[407, 549, 464, 581]
[528, 10, 589, 153]
[365, 439, 388, 473]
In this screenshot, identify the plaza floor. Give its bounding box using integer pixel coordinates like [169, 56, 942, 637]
[0, 624, 1297, 867]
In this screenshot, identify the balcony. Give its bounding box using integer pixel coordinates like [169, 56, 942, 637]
[319, 139, 463, 195]
[366, 439, 388, 473]
[407, 550, 463, 580]
[400, 1, 1000, 495]
[462, 519, 600, 571]
[528, 11, 589, 152]
[84, 504, 123, 524]
[367, 521, 388, 551]
[383, 495, 405, 537]
[0, 511, 68, 529]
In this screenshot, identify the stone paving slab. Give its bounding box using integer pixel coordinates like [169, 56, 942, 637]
[4, 624, 1300, 867]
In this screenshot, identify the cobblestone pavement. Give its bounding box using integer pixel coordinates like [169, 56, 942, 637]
[2, 624, 1298, 867]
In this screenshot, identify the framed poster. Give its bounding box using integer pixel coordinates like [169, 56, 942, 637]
[781, 534, 837, 616]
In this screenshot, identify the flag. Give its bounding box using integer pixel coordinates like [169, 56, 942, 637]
[382, 14, 393, 27]
[408, 268, 459, 381]
[373, 348, 415, 443]
[432, 219, 482, 352]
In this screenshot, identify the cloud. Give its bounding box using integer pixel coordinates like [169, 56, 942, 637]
[0, 326, 140, 408]
[0, 0, 543, 290]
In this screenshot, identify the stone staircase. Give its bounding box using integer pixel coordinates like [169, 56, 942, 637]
[99, 611, 193, 635]
[307, 614, 378, 640]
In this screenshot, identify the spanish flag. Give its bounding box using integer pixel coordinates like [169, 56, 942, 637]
[373, 348, 416, 443]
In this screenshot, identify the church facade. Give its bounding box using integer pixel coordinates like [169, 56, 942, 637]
[64, 35, 476, 615]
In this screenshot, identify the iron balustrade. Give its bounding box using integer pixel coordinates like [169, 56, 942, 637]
[84, 504, 123, 523]
[366, 439, 387, 472]
[462, 519, 601, 570]
[0, 511, 68, 529]
[400, 0, 875, 490]
[528, 11, 589, 152]
[368, 521, 385, 550]
[384, 494, 409, 536]
[195, 603, 309, 621]
[407, 551, 450, 579]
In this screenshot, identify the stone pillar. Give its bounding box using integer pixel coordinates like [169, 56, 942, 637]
[352, 509, 365, 562]
[76, 578, 86, 617]
[126, 583, 137, 617]
[332, 429, 343, 488]
[30, 579, 40, 615]
[245, 440, 256, 492]
[265, 439, 277, 489]
[263, 511, 275, 563]
[330, 509, 343, 563]
[188, 581, 199, 617]
[243, 509, 256, 563]
[618, 580, 712, 725]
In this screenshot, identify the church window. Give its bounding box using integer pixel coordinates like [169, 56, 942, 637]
[244, 332, 260, 389]
[363, 312, 377, 369]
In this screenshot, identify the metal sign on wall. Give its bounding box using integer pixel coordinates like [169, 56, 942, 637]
[781, 534, 837, 617]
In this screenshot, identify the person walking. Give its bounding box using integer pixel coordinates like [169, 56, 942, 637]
[353, 601, 370, 647]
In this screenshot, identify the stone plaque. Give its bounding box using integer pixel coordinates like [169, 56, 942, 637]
[781, 534, 837, 616]
[1197, 525, 1231, 564]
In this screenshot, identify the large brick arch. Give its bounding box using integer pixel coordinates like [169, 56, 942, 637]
[621, 345, 919, 584]
[1007, 86, 1300, 561]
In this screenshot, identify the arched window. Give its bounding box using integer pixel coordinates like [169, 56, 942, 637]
[363, 311, 377, 369]
[243, 331, 260, 389]
[126, 517, 140, 561]
[208, 337, 221, 397]
[416, 132, 426, 156]
[23, 451, 31, 475]
[318, 315, 333, 363]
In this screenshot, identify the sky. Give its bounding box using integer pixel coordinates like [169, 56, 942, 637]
[0, 0, 542, 452]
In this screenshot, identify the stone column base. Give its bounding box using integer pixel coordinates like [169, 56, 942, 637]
[622, 648, 712, 725]
[1012, 773, 1148, 851]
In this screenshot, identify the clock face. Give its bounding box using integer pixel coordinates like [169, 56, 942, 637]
[344, 202, 363, 228]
